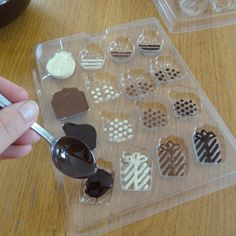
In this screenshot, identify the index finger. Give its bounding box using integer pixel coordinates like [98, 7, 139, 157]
[0, 76, 29, 102]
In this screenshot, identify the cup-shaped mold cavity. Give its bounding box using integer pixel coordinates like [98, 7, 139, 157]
[121, 69, 156, 99]
[101, 111, 134, 142]
[169, 90, 202, 120]
[85, 72, 121, 104]
[179, 0, 210, 16]
[108, 36, 135, 62]
[136, 29, 163, 56]
[78, 43, 106, 70]
[150, 55, 186, 85]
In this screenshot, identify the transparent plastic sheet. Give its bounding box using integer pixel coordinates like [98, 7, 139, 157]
[33, 18, 236, 235]
[153, 0, 236, 32]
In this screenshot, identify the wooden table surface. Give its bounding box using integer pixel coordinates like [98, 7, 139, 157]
[0, 0, 236, 235]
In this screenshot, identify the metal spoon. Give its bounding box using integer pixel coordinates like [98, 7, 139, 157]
[0, 93, 97, 179]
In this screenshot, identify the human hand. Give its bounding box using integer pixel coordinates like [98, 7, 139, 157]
[0, 76, 40, 159]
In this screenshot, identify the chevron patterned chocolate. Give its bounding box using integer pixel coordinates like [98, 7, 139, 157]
[193, 129, 222, 164]
[158, 140, 188, 177]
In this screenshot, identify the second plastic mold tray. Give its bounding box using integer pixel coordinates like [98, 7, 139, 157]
[154, 0, 236, 32]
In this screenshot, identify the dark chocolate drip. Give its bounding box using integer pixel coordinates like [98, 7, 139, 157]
[63, 123, 97, 150]
[85, 169, 113, 198]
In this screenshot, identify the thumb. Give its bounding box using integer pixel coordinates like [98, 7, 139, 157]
[0, 100, 39, 154]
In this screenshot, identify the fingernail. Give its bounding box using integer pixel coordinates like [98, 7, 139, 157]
[18, 101, 39, 122]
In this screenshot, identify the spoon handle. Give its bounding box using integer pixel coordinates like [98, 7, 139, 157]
[0, 93, 56, 145]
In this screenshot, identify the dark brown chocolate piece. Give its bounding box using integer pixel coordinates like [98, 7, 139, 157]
[110, 51, 132, 57]
[63, 123, 97, 150]
[141, 108, 168, 128]
[51, 88, 89, 120]
[193, 129, 222, 163]
[85, 168, 113, 198]
[138, 44, 161, 51]
[158, 140, 187, 177]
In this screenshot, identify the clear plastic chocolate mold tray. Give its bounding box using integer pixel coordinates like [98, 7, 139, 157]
[154, 0, 236, 32]
[33, 18, 236, 236]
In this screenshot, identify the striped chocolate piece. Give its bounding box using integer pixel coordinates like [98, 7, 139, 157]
[80, 58, 105, 70]
[193, 129, 222, 163]
[110, 51, 132, 58]
[138, 44, 161, 51]
[158, 140, 187, 177]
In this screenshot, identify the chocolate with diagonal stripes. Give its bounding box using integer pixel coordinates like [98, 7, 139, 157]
[193, 128, 222, 164]
[157, 139, 188, 177]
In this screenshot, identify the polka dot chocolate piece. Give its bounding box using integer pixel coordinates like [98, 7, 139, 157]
[157, 137, 189, 177]
[108, 36, 134, 63]
[136, 101, 168, 129]
[79, 43, 105, 70]
[104, 118, 134, 142]
[141, 108, 168, 128]
[150, 55, 185, 85]
[46, 51, 76, 79]
[173, 98, 199, 119]
[121, 69, 156, 99]
[86, 72, 121, 103]
[137, 29, 163, 56]
[193, 126, 225, 164]
[51, 87, 89, 120]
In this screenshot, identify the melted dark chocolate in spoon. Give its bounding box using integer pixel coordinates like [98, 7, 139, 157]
[63, 123, 97, 150]
[52, 137, 97, 178]
[85, 168, 113, 198]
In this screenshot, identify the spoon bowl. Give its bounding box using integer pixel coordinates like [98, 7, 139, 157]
[52, 136, 97, 178]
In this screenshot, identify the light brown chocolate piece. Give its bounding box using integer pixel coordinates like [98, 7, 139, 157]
[157, 138, 189, 177]
[51, 87, 89, 120]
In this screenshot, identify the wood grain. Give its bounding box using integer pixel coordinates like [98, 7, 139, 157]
[0, 0, 236, 235]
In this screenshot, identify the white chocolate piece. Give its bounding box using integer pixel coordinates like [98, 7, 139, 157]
[121, 152, 152, 191]
[46, 51, 76, 79]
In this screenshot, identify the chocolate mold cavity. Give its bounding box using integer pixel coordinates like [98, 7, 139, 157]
[121, 69, 156, 99]
[120, 149, 152, 191]
[137, 29, 163, 56]
[78, 43, 105, 70]
[108, 36, 134, 62]
[169, 90, 202, 120]
[193, 125, 225, 164]
[101, 111, 134, 142]
[136, 101, 168, 129]
[157, 136, 189, 177]
[179, 0, 210, 16]
[211, 0, 236, 12]
[46, 51, 76, 79]
[51, 87, 89, 120]
[150, 55, 186, 85]
[85, 72, 120, 104]
[80, 159, 114, 205]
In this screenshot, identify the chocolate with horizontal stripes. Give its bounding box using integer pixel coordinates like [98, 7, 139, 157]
[108, 36, 134, 62]
[137, 29, 163, 55]
[79, 43, 105, 70]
